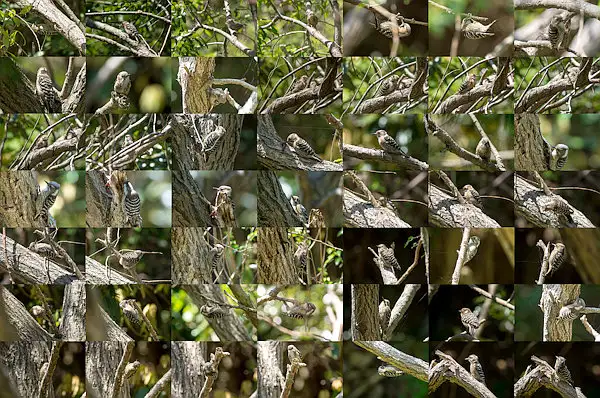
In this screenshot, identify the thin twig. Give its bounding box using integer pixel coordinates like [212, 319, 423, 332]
[396, 238, 423, 284]
[110, 342, 134, 398]
[468, 285, 515, 310]
[451, 228, 471, 284]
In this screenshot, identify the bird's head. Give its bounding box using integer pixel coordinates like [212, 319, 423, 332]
[459, 308, 471, 315]
[554, 144, 568, 156]
[46, 181, 61, 192]
[373, 130, 387, 138]
[376, 243, 386, 250]
[286, 133, 299, 145]
[215, 185, 232, 196]
[466, 354, 478, 363]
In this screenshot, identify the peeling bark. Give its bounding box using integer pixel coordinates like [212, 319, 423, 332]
[257, 341, 285, 398]
[428, 185, 501, 228]
[343, 189, 411, 228]
[515, 114, 549, 171]
[172, 342, 206, 398]
[540, 284, 580, 341]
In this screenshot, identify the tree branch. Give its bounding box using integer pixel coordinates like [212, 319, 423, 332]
[451, 228, 471, 284]
[428, 185, 501, 228]
[429, 350, 496, 398]
[342, 143, 429, 171]
[354, 341, 428, 382]
[383, 284, 420, 340]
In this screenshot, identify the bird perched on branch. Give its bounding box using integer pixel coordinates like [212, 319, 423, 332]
[114, 71, 131, 96]
[286, 133, 322, 162]
[375, 75, 400, 97]
[554, 356, 573, 385]
[290, 195, 309, 225]
[372, 16, 411, 39]
[546, 13, 571, 50]
[203, 125, 227, 156]
[120, 299, 141, 326]
[558, 297, 585, 321]
[287, 344, 302, 363]
[307, 9, 318, 28]
[284, 302, 316, 319]
[457, 74, 477, 94]
[36, 67, 61, 113]
[475, 137, 492, 163]
[289, 75, 309, 94]
[119, 250, 144, 270]
[550, 144, 568, 170]
[376, 243, 401, 271]
[200, 304, 229, 318]
[466, 354, 486, 385]
[461, 16, 496, 39]
[541, 196, 573, 224]
[461, 185, 483, 209]
[373, 130, 405, 155]
[122, 21, 141, 41]
[213, 185, 236, 227]
[546, 242, 566, 276]
[378, 364, 404, 377]
[459, 307, 482, 336]
[35, 181, 60, 222]
[379, 298, 391, 334]
[294, 241, 309, 280]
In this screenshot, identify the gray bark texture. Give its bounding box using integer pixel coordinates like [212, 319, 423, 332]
[60, 281, 86, 341]
[171, 227, 213, 284]
[342, 143, 429, 171]
[184, 284, 252, 341]
[177, 58, 217, 114]
[0, 341, 52, 398]
[256, 227, 297, 284]
[86, 341, 131, 398]
[343, 189, 411, 228]
[513, 355, 581, 398]
[351, 284, 380, 341]
[172, 171, 215, 227]
[257, 171, 304, 226]
[85, 256, 136, 284]
[171, 114, 243, 170]
[257, 116, 342, 171]
[0, 59, 43, 113]
[354, 341, 428, 382]
[429, 350, 496, 398]
[540, 284, 580, 341]
[172, 342, 207, 398]
[257, 341, 285, 398]
[428, 185, 501, 228]
[0, 286, 54, 341]
[0, 171, 43, 227]
[514, 175, 594, 228]
[515, 113, 548, 170]
[86, 171, 140, 227]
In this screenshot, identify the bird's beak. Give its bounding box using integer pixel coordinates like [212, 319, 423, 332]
[370, 132, 377, 135]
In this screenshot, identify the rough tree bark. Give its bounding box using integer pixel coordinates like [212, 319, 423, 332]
[257, 171, 304, 226]
[354, 341, 428, 382]
[86, 341, 131, 398]
[0, 342, 53, 397]
[429, 350, 496, 398]
[539, 284, 580, 341]
[257, 116, 342, 171]
[177, 58, 218, 114]
[172, 342, 207, 398]
[0, 59, 43, 113]
[343, 190, 411, 228]
[85, 256, 136, 284]
[86, 171, 141, 227]
[172, 171, 215, 227]
[515, 113, 548, 170]
[0, 171, 44, 227]
[0, 286, 53, 341]
[60, 281, 86, 341]
[514, 355, 581, 398]
[560, 229, 600, 283]
[351, 284, 380, 341]
[172, 228, 213, 284]
[171, 114, 243, 170]
[428, 185, 501, 228]
[257, 341, 285, 398]
[184, 284, 252, 341]
[256, 228, 297, 284]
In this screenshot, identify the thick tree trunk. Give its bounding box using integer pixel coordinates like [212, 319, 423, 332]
[172, 342, 207, 398]
[177, 58, 217, 114]
[256, 228, 297, 284]
[86, 341, 131, 398]
[184, 285, 252, 341]
[540, 284, 580, 341]
[343, 189, 411, 228]
[0, 171, 42, 227]
[0, 342, 51, 397]
[0, 59, 43, 113]
[172, 171, 215, 227]
[60, 282, 86, 341]
[171, 114, 243, 170]
[515, 113, 548, 170]
[257, 171, 304, 226]
[351, 284, 380, 340]
[257, 341, 285, 398]
[172, 227, 212, 283]
[0, 286, 53, 341]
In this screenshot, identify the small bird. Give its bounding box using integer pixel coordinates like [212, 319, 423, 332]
[122, 21, 141, 41]
[36, 67, 61, 113]
[373, 130, 405, 155]
[466, 354, 486, 385]
[307, 9, 318, 28]
[461, 16, 496, 39]
[375, 75, 400, 97]
[475, 138, 492, 163]
[378, 364, 404, 377]
[30, 305, 47, 317]
[462, 236, 481, 265]
[120, 299, 141, 326]
[123, 180, 142, 227]
[226, 19, 244, 32]
[457, 74, 477, 94]
[379, 299, 391, 334]
[550, 144, 569, 170]
[286, 133, 322, 162]
[547, 14, 571, 50]
[288, 344, 302, 363]
[554, 356, 573, 385]
[558, 297, 585, 321]
[200, 304, 229, 318]
[123, 135, 133, 147]
[210, 243, 225, 270]
[461, 185, 483, 209]
[114, 71, 131, 96]
[294, 241, 309, 279]
[214, 185, 236, 227]
[541, 196, 573, 224]
[28, 242, 60, 259]
[546, 242, 566, 276]
[284, 302, 316, 319]
[290, 195, 309, 225]
[119, 250, 144, 270]
[459, 307, 481, 336]
[372, 17, 411, 39]
[203, 126, 227, 154]
[289, 75, 309, 94]
[35, 181, 60, 222]
[124, 360, 141, 379]
[32, 134, 48, 151]
[376, 243, 401, 271]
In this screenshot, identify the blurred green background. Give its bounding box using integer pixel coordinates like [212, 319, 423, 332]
[117, 171, 172, 227]
[36, 171, 86, 227]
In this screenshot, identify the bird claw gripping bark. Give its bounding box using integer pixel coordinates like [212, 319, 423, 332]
[558, 297, 585, 321]
[378, 364, 404, 377]
[459, 307, 482, 336]
[466, 354, 486, 385]
[124, 360, 141, 379]
[554, 356, 573, 385]
[379, 298, 391, 336]
[461, 15, 496, 39]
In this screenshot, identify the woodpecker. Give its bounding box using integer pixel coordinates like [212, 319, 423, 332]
[30, 305, 47, 317]
[457, 74, 477, 94]
[214, 185, 236, 226]
[461, 185, 483, 209]
[541, 196, 573, 224]
[466, 354, 486, 385]
[372, 17, 411, 39]
[284, 302, 316, 319]
[307, 9, 318, 28]
[28, 242, 60, 259]
[287, 344, 302, 363]
[546, 242, 566, 276]
[122, 21, 141, 41]
[200, 304, 229, 318]
[119, 250, 144, 270]
[123, 134, 133, 147]
[378, 364, 404, 377]
[290, 195, 309, 225]
[379, 298, 391, 334]
[554, 356, 573, 385]
[114, 71, 131, 96]
[459, 307, 481, 336]
[36, 67, 61, 113]
[203, 126, 227, 154]
[461, 17, 496, 39]
[475, 137, 492, 163]
[376, 243, 401, 271]
[123, 180, 142, 227]
[375, 75, 400, 97]
[210, 243, 225, 270]
[373, 130, 405, 155]
[463, 236, 481, 265]
[286, 133, 322, 162]
[558, 297, 585, 321]
[32, 135, 48, 151]
[550, 144, 568, 170]
[289, 75, 309, 94]
[547, 14, 570, 50]
[120, 299, 141, 326]
[124, 360, 141, 379]
[294, 241, 309, 279]
[226, 19, 244, 32]
[35, 181, 60, 222]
